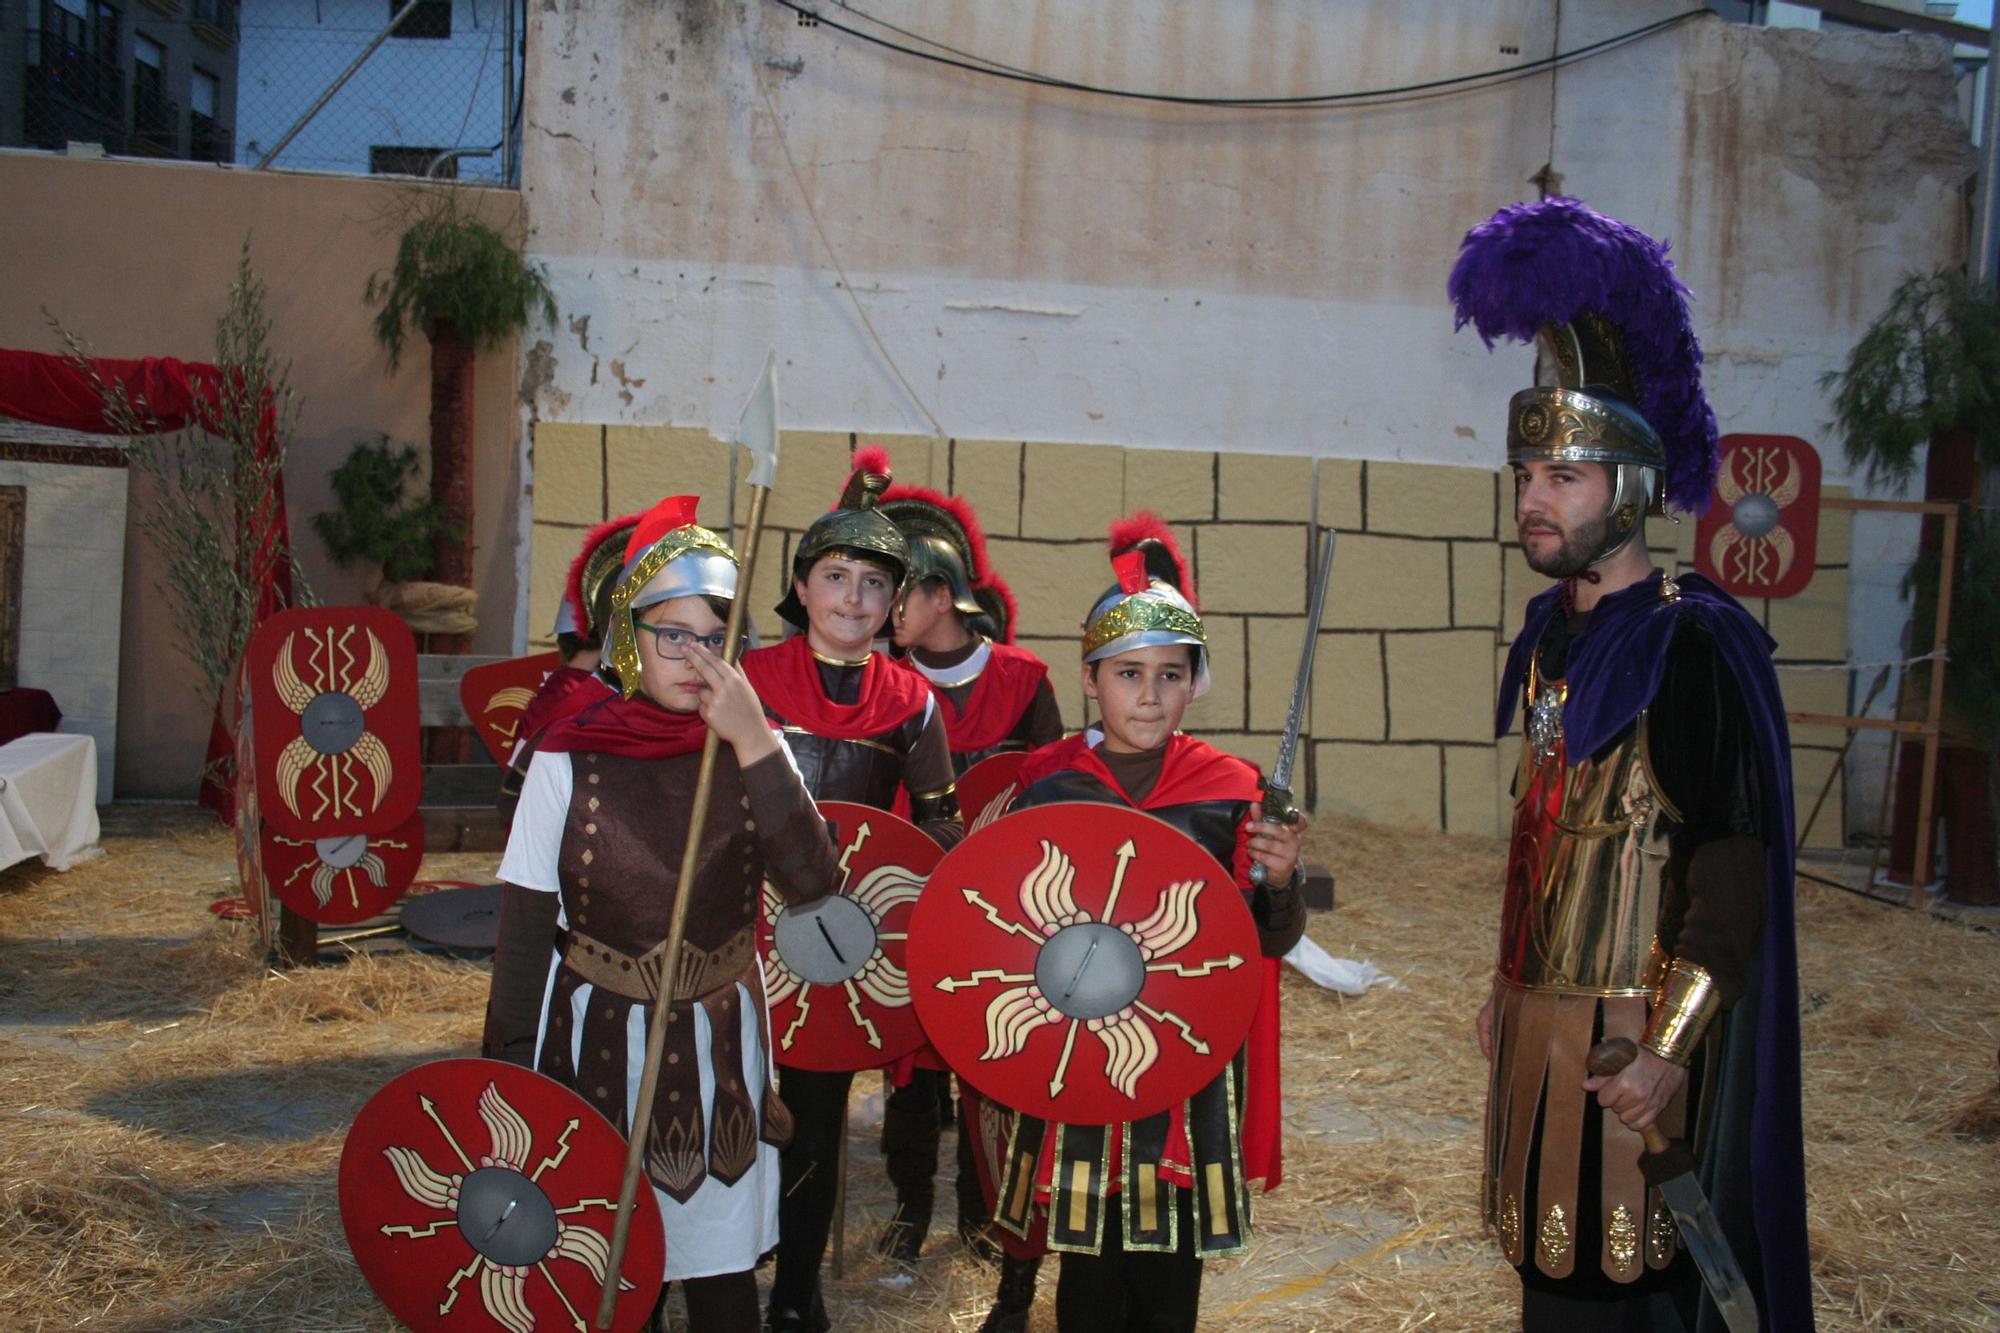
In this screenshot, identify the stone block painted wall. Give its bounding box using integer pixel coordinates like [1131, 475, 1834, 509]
[528, 427, 1853, 845]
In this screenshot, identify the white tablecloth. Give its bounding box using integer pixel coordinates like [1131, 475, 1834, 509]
[0, 733, 102, 871]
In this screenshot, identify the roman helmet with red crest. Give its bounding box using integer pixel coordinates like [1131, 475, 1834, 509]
[1082, 512, 1209, 698]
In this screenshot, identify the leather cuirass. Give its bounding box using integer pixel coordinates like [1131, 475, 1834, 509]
[1496, 665, 1679, 996]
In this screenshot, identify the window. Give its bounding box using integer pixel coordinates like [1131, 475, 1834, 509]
[389, 0, 450, 39]
[189, 67, 225, 160]
[370, 145, 455, 178]
[131, 32, 173, 151]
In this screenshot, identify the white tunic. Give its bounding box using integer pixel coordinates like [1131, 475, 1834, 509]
[499, 749, 782, 1282]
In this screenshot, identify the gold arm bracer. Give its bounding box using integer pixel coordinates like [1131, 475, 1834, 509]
[1640, 959, 1722, 1065]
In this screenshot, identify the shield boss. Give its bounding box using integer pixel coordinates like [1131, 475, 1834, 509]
[456, 1166, 560, 1267]
[772, 895, 878, 986]
[1035, 922, 1145, 1020]
[301, 691, 366, 755]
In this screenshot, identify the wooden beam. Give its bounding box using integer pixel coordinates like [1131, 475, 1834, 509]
[1810, 0, 1989, 47]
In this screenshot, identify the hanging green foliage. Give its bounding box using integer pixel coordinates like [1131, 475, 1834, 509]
[312, 438, 463, 584]
[1820, 267, 2000, 486]
[364, 190, 557, 369]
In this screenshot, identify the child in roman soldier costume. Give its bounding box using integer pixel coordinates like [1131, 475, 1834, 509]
[1451, 198, 1812, 1331]
[495, 514, 632, 824]
[872, 474, 1067, 1264]
[740, 447, 965, 1333]
[970, 514, 1306, 1333]
[482, 495, 839, 1332]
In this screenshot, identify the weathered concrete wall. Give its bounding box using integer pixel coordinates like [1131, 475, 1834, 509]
[0, 154, 529, 798]
[519, 1, 1967, 838]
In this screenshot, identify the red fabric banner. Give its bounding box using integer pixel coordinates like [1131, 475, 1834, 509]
[0, 347, 296, 817]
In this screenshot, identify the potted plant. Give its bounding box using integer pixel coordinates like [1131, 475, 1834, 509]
[1822, 266, 1999, 904]
[312, 437, 473, 637]
[365, 189, 556, 612]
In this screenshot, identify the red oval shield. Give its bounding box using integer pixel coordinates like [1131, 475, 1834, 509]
[1693, 433, 1822, 600]
[459, 652, 565, 765]
[339, 1058, 665, 1333]
[908, 803, 1262, 1126]
[757, 800, 941, 1072]
[247, 606, 421, 839]
[957, 751, 1029, 832]
[259, 809, 425, 926]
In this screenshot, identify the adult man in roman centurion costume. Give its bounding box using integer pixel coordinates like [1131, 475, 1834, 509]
[1451, 198, 1813, 1331]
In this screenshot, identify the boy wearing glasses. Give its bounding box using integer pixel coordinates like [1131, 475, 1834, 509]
[741, 448, 963, 1333]
[483, 494, 838, 1332]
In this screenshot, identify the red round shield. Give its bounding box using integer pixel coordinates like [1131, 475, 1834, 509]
[1694, 433, 1822, 600]
[258, 809, 425, 926]
[340, 1058, 664, 1333]
[247, 606, 421, 839]
[460, 652, 565, 765]
[957, 751, 1028, 833]
[757, 801, 940, 1072]
[909, 803, 1261, 1125]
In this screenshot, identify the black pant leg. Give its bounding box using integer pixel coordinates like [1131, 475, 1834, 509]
[882, 1066, 944, 1199]
[679, 1270, 758, 1333]
[770, 1066, 855, 1317]
[1521, 1283, 1689, 1333]
[1054, 1188, 1201, 1333]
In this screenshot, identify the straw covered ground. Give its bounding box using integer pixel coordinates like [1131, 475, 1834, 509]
[1, 806, 1995, 1330]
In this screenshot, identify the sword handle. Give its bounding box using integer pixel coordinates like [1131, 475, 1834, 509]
[1585, 1037, 1671, 1156]
[1246, 785, 1303, 885]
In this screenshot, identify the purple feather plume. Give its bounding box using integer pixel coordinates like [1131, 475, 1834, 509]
[1447, 197, 1719, 514]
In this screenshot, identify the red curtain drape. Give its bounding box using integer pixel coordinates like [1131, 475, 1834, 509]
[0, 347, 295, 819]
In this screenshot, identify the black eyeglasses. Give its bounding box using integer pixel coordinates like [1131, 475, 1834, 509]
[635, 623, 729, 661]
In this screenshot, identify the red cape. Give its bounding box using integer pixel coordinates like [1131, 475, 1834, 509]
[742, 635, 929, 739]
[905, 642, 1049, 755]
[535, 688, 709, 760]
[518, 666, 609, 745]
[1016, 731, 1286, 1192]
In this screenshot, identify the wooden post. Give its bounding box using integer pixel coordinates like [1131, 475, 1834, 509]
[1906, 504, 1958, 907]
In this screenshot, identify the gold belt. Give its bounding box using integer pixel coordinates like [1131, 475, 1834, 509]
[562, 927, 755, 1004]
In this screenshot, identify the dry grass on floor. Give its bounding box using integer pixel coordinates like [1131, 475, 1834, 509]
[0, 807, 1994, 1330]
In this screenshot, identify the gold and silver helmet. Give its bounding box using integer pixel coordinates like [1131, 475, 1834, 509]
[1082, 513, 1210, 699]
[775, 445, 911, 631]
[604, 494, 738, 698]
[1449, 197, 1720, 566]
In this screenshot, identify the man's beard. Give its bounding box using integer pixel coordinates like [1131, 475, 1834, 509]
[1518, 512, 1607, 578]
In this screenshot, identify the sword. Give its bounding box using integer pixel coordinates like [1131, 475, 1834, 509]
[1249, 527, 1336, 885]
[1586, 1038, 1761, 1333]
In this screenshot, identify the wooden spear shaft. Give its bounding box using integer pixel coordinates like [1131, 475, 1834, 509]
[595, 486, 771, 1330]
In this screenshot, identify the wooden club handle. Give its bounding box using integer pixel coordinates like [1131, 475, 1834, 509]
[1585, 1037, 1672, 1156]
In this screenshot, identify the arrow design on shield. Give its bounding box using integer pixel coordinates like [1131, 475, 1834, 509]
[382, 1218, 458, 1239]
[1048, 1019, 1081, 1098]
[1135, 1000, 1210, 1056]
[936, 968, 1036, 993]
[844, 980, 883, 1048]
[782, 992, 812, 1050]
[1147, 954, 1243, 977]
[837, 821, 872, 886]
[421, 1094, 474, 1171]
[1101, 838, 1138, 921]
[532, 1119, 578, 1181]
[961, 885, 1045, 941]
[539, 1261, 589, 1332]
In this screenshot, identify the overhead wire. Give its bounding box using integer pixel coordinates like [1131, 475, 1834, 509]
[767, 1, 1716, 110]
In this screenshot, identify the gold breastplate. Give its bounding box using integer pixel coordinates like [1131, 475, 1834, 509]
[1496, 660, 1678, 995]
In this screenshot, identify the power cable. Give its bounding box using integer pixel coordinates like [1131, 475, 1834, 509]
[768, 1, 1715, 110]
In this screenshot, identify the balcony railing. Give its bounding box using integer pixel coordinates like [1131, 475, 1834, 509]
[189, 112, 230, 163]
[28, 3, 123, 121]
[132, 89, 179, 155]
[190, 0, 237, 47]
